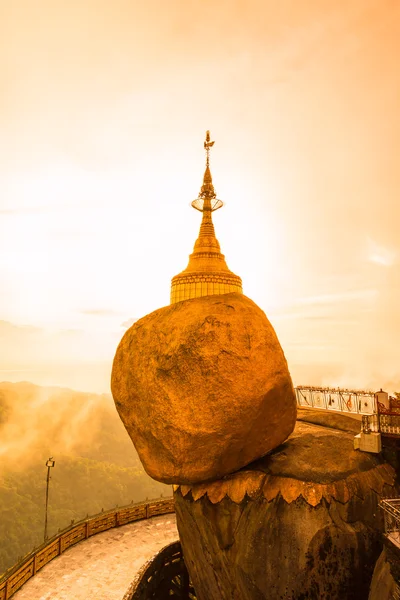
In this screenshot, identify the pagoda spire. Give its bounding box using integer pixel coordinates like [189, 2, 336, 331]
[190, 131, 223, 246]
[170, 131, 242, 305]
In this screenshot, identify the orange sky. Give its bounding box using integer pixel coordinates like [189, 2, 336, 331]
[1, 0, 400, 393]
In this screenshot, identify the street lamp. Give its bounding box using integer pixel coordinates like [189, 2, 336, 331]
[44, 457, 55, 542]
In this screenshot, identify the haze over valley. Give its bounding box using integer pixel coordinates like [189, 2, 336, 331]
[0, 381, 170, 575]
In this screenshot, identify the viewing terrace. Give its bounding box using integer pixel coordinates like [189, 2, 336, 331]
[0, 498, 178, 600]
[296, 386, 400, 438]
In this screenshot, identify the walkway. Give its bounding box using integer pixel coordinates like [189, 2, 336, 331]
[12, 514, 178, 600]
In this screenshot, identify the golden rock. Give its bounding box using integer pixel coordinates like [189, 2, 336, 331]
[111, 293, 297, 485]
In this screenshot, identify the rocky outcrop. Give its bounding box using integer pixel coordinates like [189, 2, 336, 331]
[174, 418, 397, 600]
[111, 293, 296, 485]
[369, 547, 398, 600]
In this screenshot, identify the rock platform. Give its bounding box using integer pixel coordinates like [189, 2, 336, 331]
[174, 412, 397, 600]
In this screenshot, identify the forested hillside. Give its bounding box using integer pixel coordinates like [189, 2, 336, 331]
[0, 382, 171, 575]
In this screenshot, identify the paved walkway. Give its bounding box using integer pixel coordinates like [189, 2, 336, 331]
[13, 514, 178, 600]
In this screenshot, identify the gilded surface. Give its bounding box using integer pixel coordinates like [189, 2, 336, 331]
[170, 132, 242, 304]
[175, 461, 394, 508]
[111, 293, 296, 485]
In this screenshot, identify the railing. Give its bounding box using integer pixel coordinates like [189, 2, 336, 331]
[361, 414, 380, 433]
[393, 585, 400, 600]
[0, 496, 175, 600]
[379, 499, 400, 597]
[379, 415, 400, 436]
[295, 386, 376, 415]
[380, 499, 400, 549]
[361, 414, 400, 437]
[124, 541, 197, 600]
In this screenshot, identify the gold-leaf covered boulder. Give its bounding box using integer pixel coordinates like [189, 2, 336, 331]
[111, 293, 296, 484]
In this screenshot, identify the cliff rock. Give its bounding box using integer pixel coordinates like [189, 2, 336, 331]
[174, 417, 397, 599]
[369, 546, 399, 599]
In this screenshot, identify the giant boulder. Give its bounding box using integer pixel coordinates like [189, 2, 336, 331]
[111, 293, 296, 484]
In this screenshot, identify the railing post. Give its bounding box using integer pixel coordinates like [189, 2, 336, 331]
[383, 506, 388, 534]
[5, 579, 9, 600]
[33, 554, 37, 575]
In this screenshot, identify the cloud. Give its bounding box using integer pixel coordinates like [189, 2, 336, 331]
[366, 237, 397, 267]
[78, 308, 122, 316]
[295, 289, 377, 305]
[0, 320, 42, 335]
[0, 208, 43, 215]
[0, 320, 119, 371]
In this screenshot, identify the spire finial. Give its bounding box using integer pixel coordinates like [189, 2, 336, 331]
[191, 130, 223, 212]
[204, 130, 214, 168]
[199, 130, 216, 201]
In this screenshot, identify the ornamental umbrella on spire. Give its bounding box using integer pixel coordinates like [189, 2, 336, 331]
[170, 131, 243, 304]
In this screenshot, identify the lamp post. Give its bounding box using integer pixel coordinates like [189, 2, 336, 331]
[44, 457, 55, 542]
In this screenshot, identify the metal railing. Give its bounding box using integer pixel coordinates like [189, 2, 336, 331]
[379, 499, 400, 598]
[380, 499, 400, 549]
[361, 414, 400, 437]
[295, 386, 376, 415]
[379, 415, 400, 436]
[361, 414, 380, 433]
[124, 541, 197, 600]
[0, 496, 175, 600]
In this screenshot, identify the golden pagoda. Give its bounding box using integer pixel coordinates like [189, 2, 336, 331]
[170, 131, 243, 304]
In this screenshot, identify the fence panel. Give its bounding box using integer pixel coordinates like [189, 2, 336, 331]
[311, 390, 326, 410]
[325, 392, 341, 411]
[117, 505, 147, 525]
[35, 540, 60, 571]
[338, 392, 358, 414]
[88, 513, 117, 536]
[6, 559, 34, 597]
[295, 388, 312, 408]
[60, 524, 87, 553]
[147, 499, 175, 518]
[380, 415, 400, 436]
[358, 394, 376, 414]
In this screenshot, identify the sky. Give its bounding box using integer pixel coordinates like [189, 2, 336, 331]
[1, 0, 400, 393]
